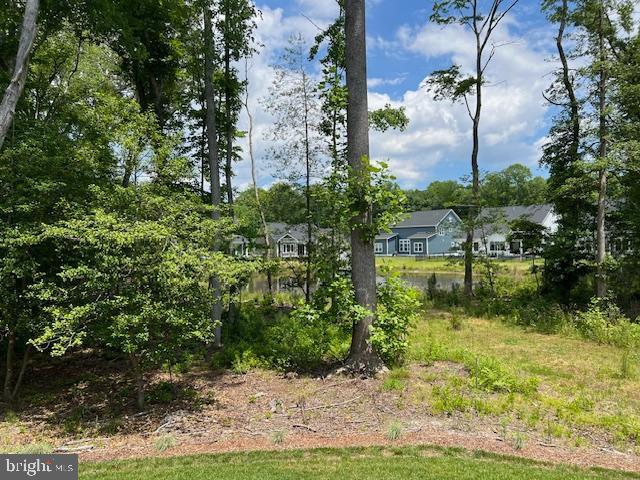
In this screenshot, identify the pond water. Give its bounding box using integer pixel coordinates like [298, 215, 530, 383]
[243, 271, 466, 296]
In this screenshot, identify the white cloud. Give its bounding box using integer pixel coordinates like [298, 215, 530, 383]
[366, 17, 555, 188]
[231, 3, 554, 193]
[368, 75, 406, 88]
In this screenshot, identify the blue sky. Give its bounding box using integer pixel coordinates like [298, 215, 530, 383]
[236, 0, 558, 190]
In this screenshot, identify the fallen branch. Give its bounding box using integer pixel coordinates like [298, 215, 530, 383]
[153, 420, 176, 434]
[302, 396, 362, 412]
[292, 423, 317, 432]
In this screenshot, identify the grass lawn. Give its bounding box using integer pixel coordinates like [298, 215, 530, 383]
[377, 256, 533, 276]
[403, 311, 640, 449]
[80, 446, 639, 480]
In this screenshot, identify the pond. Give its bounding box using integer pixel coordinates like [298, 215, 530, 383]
[243, 271, 466, 296]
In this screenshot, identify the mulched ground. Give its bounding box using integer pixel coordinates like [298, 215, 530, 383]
[2, 354, 639, 473]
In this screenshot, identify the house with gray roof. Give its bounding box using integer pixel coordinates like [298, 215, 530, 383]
[473, 204, 558, 256]
[375, 208, 463, 256]
[263, 222, 332, 259]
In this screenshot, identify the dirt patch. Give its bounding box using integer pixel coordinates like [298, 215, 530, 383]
[1, 355, 639, 473]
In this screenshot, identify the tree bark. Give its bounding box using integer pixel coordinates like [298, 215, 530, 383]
[344, 0, 383, 373]
[204, 5, 223, 348]
[557, 0, 580, 160]
[11, 344, 30, 401]
[595, 2, 607, 298]
[244, 60, 271, 285]
[224, 42, 235, 209]
[464, 17, 483, 297]
[129, 353, 145, 411]
[302, 70, 312, 303]
[0, 0, 40, 151]
[3, 330, 15, 402]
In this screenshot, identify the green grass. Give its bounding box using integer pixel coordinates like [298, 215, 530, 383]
[377, 256, 532, 276]
[409, 311, 640, 447]
[80, 446, 639, 480]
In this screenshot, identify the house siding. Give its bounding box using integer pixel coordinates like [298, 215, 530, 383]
[428, 231, 458, 255]
[375, 209, 464, 257]
[387, 238, 397, 254]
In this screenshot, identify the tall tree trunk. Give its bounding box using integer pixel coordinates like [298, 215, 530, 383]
[3, 329, 15, 402]
[129, 353, 145, 411]
[244, 60, 272, 292]
[224, 43, 235, 209]
[595, 2, 608, 298]
[11, 345, 30, 401]
[464, 28, 483, 297]
[0, 0, 40, 151]
[557, 0, 580, 160]
[344, 0, 383, 372]
[244, 61, 270, 259]
[302, 71, 312, 303]
[204, 5, 223, 349]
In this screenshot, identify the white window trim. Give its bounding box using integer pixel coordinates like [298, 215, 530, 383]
[399, 239, 410, 253]
[281, 242, 297, 256]
[413, 242, 424, 254]
[374, 243, 384, 254]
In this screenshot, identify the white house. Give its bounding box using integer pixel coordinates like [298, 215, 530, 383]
[472, 204, 558, 257]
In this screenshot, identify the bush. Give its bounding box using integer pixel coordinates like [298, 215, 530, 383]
[371, 275, 422, 365]
[575, 297, 640, 349]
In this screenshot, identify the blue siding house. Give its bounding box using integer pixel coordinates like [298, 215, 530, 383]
[375, 209, 463, 257]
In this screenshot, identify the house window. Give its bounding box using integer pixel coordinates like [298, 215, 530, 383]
[399, 239, 410, 253]
[490, 242, 506, 252]
[413, 242, 424, 254]
[374, 242, 384, 254]
[437, 226, 445, 236]
[281, 243, 296, 256]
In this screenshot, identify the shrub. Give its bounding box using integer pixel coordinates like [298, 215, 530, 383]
[270, 430, 286, 445]
[386, 421, 403, 441]
[575, 297, 640, 349]
[371, 275, 422, 365]
[468, 355, 538, 395]
[154, 435, 177, 452]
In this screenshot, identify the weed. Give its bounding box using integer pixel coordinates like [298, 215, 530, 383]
[431, 386, 470, 413]
[154, 435, 177, 452]
[448, 310, 464, 331]
[510, 432, 526, 451]
[3, 411, 19, 424]
[619, 350, 635, 379]
[386, 422, 403, 441]
[382, 378, 405, 392]
[270, 430, 286, 445]
[382, 368, 410, 392]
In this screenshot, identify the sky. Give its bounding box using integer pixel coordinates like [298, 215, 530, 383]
[234, 0, 559, 191]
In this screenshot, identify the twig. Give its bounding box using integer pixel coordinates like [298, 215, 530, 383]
[309, 378, 358, 395]
[292, 423, 317, 432]
[153, 420, 176, 434]
[302, 396, 362, 412]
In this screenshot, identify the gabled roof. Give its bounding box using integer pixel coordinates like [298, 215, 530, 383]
[408, 232, 436, 240]
[474, 204, 555, 240]
[375, 233, 398, 241]
[394, 209, 459, 228]
[479, 204, 554, 225]
[265, 222, 330, 244]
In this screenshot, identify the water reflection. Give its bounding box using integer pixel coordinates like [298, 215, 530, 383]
[244, 271, 467, 295]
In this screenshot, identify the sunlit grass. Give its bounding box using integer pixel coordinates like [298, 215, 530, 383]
[80, 446, 639, 480]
